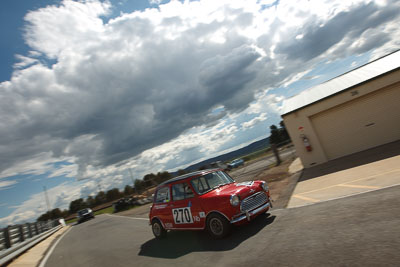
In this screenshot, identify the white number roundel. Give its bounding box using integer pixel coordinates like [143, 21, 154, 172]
[172, 207, 193, 224]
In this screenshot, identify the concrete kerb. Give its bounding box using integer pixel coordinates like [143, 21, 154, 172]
[271, 170, 303, 209]
[288, 157, 303, 174]
[269, 157, 304, 209]
[37, 226, 72, 267]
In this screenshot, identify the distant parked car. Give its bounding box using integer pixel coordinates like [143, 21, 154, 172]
[149, 169, 271, 239]
[227, 158, 244, 169]
[77, 208, 94, 223]
[113, 198, 133, 212]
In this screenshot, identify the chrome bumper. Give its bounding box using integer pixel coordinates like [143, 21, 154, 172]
[230, 201, 271, 224]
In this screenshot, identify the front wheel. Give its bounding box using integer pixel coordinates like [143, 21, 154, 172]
[206, 213, 231, 239]
[152, 219, 167, 239]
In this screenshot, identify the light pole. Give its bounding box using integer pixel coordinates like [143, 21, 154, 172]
[128, 168, 136, 194]
[43, 186, 51, 212]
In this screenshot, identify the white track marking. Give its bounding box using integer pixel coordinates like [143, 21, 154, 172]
[105, 213, 148, 221]
[292, 194, 320, 202]
[39, 227, 72, 267]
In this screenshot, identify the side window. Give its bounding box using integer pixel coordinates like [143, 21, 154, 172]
[172, 182, 194, 201]
[155, 187, 170, 203]
[191, 176, 210, 194]
[184, 183, 195, 198]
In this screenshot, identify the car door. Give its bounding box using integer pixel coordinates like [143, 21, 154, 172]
[170, 181, 203, 229]
[152, 185, 174, 229]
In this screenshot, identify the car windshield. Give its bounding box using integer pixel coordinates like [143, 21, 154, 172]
[78, 209, 89, 215]
[190, 171, 234, 194]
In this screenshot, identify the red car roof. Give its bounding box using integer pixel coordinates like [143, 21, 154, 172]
[157, 168, 222, 187]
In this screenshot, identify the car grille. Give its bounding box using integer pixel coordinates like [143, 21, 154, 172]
[240, 191, 268, 212]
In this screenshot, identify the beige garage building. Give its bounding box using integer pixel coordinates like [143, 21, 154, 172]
[281, 51, 400, 168]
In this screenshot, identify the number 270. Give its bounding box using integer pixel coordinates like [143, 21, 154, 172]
[173, 208, 192, 224]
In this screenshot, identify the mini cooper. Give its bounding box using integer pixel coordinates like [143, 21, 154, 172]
[149, 169, 272, 239]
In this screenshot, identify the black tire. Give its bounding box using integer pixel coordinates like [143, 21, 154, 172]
[152, 219, 167, 239]
[206, 213, 231, 239]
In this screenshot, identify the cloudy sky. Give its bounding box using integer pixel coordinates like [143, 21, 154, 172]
[0, 0, 399, 227]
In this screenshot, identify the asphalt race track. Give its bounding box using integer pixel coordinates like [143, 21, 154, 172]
[44, 185, 400, 267]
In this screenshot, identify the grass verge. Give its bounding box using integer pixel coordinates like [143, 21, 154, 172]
[94, 206, 114, 216]
[66, 217, 77, 224]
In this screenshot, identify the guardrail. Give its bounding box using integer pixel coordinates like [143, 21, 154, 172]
[0, 224, 62, 266]
[0, 220, 59, 252]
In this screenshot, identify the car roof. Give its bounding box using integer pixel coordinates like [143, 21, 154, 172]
[158, 168, 221, 187]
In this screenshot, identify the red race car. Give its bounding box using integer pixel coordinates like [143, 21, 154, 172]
[149, 169, 272, 239]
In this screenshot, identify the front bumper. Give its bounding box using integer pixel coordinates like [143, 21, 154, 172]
[230, 201, 271, 224]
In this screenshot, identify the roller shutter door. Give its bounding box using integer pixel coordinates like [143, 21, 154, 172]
[310, 84, 400, 160]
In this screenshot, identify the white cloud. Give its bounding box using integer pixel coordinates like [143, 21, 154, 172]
[0, 152, 76, 180]
[47, 163, 78, 179]
[0, 180, 17, 190]
[13, 54, 39, 69]
[149, 0, 164, 5]
[246, 91, 286, 115]
[281, 70, 313, 88]
[242, 113, 268, 129]
[0, 0, 399, 192]
[0, 182, 79, 226]
[0, 152, 55, 179]
[23, 0, 111, 58]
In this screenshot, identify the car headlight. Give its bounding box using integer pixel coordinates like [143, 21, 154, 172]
[230, 195, 240, 206]
[261, 182, 269, 191]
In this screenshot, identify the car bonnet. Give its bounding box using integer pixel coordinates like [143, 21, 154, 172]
[210, 181, 262, 199]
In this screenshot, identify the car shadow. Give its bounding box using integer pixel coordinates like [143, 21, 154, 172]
[138, 214, 276, 259]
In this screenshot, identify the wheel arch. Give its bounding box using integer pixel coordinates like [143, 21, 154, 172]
[205, 210, 230, 223]
[150, 216, 166, 228]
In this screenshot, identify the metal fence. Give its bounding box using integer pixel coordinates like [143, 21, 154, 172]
[0, 220, 59, 251]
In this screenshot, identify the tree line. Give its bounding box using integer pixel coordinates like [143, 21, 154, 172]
[36, 171, 184, 222]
